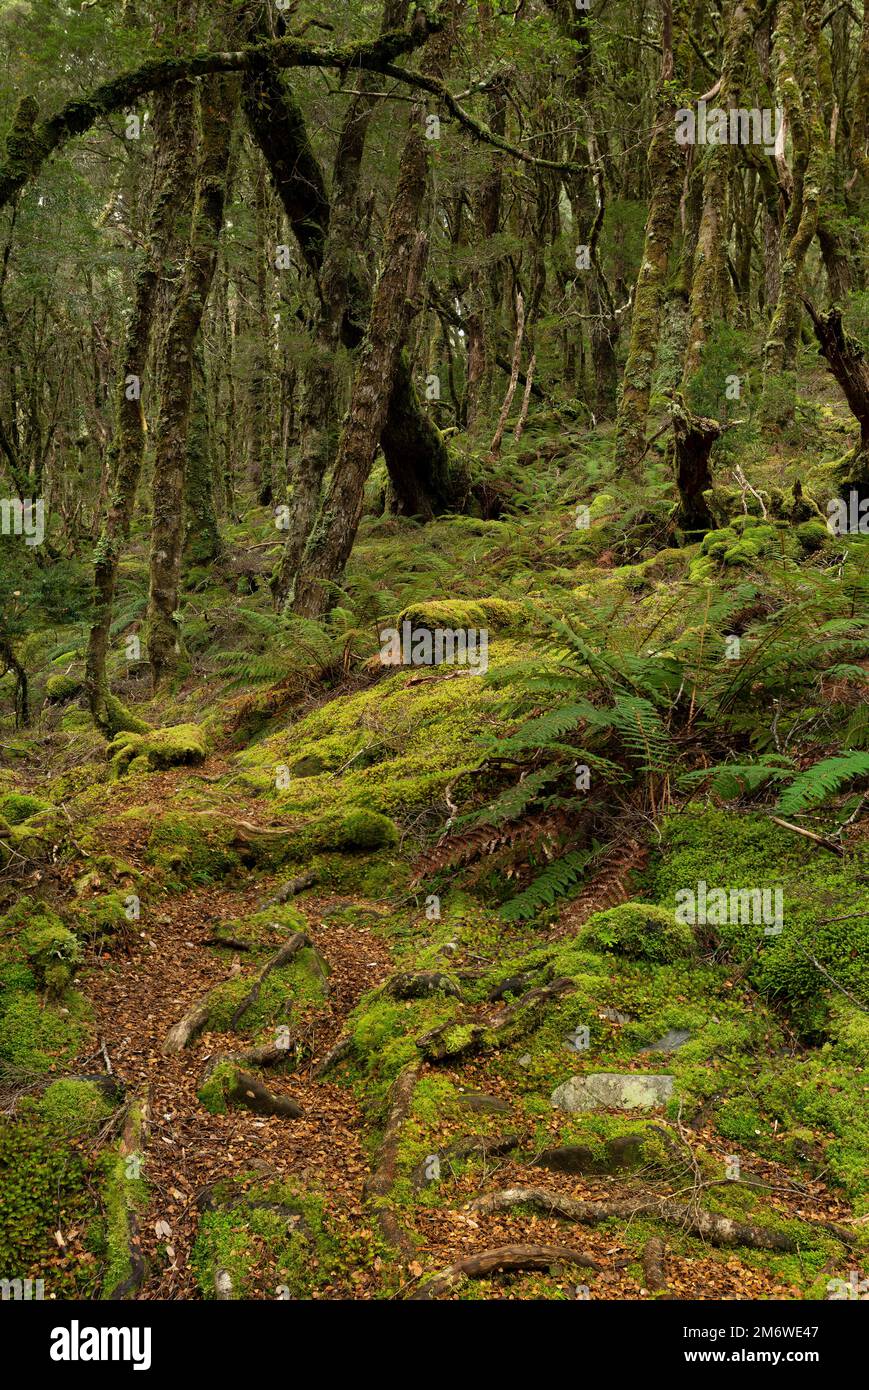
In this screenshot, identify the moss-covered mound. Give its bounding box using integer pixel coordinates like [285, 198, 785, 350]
[108, 722, 208, 777]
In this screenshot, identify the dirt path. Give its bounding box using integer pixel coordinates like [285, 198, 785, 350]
[78, 791, 394, 1298]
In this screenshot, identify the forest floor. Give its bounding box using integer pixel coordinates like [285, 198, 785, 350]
[2, 390, 868, 1301]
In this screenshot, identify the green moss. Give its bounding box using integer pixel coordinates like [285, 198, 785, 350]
[72, 890, 132, 942]
[20, 919, 82, 996]
[582, 902, 695, 962]
[0, 791, 51, 824]
[0, 1118, 99, 1297]
[190, 1177, 344, 1299]
[795, 519, 829, 552]
[0, 990, 92, 1073]
[650, 808, 869, 1026]
[396, 597, 524, 632]
[108, 722, 208, 777]
[298, 806, 399, 855]
[145, 811, 242, 886]
[101, 1106, 148, 1297]
[204, 948, 327, 1038]
[197, 1060, 237, 1115]
[210, 902, 308, 950]
[32, 1079, 113, 1135]
[45, 672, 83, 703]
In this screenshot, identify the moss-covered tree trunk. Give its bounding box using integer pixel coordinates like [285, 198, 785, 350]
[381, 351, 460, 516]
[671, 396, 723, 530]
[85, 84, 194, 735]
[184, 338, 224, 564]
[804, 299, 869, 481]
[761, 0, 826, 424]
[682, 0, 757, 383]
[291, 125, 432, 619]
[614, 0, 688, 472]
[147, 75, 237, 690]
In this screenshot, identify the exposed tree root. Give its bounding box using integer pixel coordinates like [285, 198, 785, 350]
[412, 1132, 520, 1186]
[416, 977, 576, 1062]
[217, 1067, 303, 1119]
[408, 1243, 603, 1300]
[364, 1060, 422, 1256]
[227, 931, 316, 1031]
[383, 970, 462, 1000]
[311, 1034, 352, 1078]
[466, 1187, 798, 1251]
[106, 1090, 150, 1300]
[261, 870, 318, 906]
[162, 992, 214, 1055]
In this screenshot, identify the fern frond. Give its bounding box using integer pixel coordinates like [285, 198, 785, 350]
[776, 752, 869, 815]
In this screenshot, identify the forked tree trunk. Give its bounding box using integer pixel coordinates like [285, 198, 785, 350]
[291, 129, 431, 619]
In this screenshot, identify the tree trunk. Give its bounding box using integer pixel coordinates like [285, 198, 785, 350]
[147, 75, 236, 690]
[85, 84, 194, 734]
[291, 130, 431, 619]
[614, 0, 687, 472]
[762, 0, 826, 423]
[382, 351, 459, 516]
[671, 396, 723, 530]
[803, 299, 869, 479]
[184, 338, 224, 564]
[683, 0, 757, 382]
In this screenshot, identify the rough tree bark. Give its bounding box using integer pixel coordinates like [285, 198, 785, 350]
[671, 395, 723, 530]
[147, 74, 237, 689]
[804, 299, 869, 480]
[85, 84, 194, 734]
[290, 137, 431, 619]
[761, 0, 826, 423]
[614, 0, 688, 472]
[682, 0, 757, 382]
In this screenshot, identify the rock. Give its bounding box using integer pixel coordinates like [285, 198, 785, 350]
[640, 1029, 691, 1054]
[457, 1091, 512, 1115]
[536, 1133, 648, 1175]
[551, 1072, 675, 1113]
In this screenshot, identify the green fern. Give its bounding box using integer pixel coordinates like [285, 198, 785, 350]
[499, 848, 594, 922]
[776, 752, 869, 815]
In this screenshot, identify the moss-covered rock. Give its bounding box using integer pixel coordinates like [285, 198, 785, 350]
[396, 597, 524, 633]
[582, 902, 695, 962]
[108, 722, 208, 777]
[45, 672, 83, 703]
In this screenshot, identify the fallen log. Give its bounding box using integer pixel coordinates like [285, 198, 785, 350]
[642, 1236, 672, 1295]
[466, 1186, 797, 1252]
[409, 1243, 602, 1300]
[105, 1090, 150, 1300]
